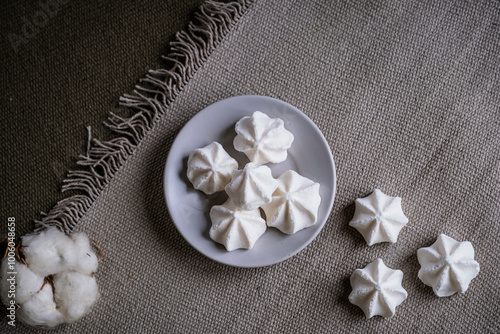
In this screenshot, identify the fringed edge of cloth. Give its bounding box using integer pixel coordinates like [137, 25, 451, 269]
[34, 0, 254, 233]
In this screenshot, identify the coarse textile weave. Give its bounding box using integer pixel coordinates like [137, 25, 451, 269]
[2, 0, 500, 333]
[0, 0, 206, 233]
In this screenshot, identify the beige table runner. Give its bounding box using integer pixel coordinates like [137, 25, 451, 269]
[4, 0, 499, 332]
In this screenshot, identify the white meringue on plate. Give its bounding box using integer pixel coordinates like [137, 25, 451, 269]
[417, 234, 479, 297]
[225, 163, 278, 211]
[233, 111, 294, 165]
[349, 189, 408, 246]
[349, 258, 407, 318]
[187, 142, 238, 195]
[261, 170, 321, 234]
[209, 199, 267, 251]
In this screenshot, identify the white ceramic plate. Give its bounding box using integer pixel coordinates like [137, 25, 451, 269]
[164, 95, 336, 267]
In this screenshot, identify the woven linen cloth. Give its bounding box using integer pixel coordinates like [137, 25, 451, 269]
[2, 0, 500, 332]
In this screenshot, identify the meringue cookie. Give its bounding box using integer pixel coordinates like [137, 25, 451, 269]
[417, 234, 480, 297]
[233, 111, 294, 165]
[187, 142, 238, 195]
[349, 189, 408, 246]
[261, 170, 321, 234]
[225, 163, 279, 211]
[209, 199, 267, 251]
[349, 258, 408, 318]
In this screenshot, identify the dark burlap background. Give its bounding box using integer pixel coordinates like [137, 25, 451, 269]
[1, 0, 205, 236]
[2, 0, 500, 333]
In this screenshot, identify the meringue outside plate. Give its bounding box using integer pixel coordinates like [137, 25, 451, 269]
[164, 95, 336, 267]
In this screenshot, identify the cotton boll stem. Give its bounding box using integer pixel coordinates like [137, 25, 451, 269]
[15, 241, 28, 266]
[90, 238, 104, 263]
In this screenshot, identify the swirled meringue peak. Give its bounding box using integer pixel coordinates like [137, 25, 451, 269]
[349, 189, 408, 246]
[261, 170, 321, 234]
[187, 142, 238, 195]
[349, 259, 408, 318]
[417, 234, 480, 297]
[225, 163, 279, 211]
[233, 111, 294, 165]
[209, 199, 267, 251]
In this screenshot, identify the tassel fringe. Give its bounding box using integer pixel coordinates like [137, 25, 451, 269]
[34, 0, 254, 234]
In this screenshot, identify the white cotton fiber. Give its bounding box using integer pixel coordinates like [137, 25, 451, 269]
[22, 227, 79, 276]
[53, 271, 99, 323]
[70, 232, 98, 275]
[17, 282, 65, 328]
[0, 227, 101, 328]
[1, 259, 45, 305]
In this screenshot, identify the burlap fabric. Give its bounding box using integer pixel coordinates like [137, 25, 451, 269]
[2, 0, 500, 333]
[0, 0, 205, 234]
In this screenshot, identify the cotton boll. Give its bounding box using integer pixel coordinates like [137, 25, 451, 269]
[22, 227, 78, 276]
[2, 228, 101, 328]
[70, 233, 98, 275]
[53, 271, 99, 323]
[1, 258, 45, 305]
[17, 282, 65, 328]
